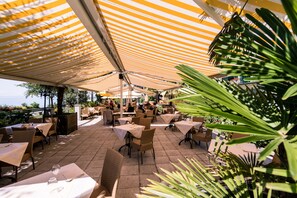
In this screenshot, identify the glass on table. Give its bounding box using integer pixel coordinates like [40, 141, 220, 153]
[48, 164, 60, 184]
[48, 164, 64, 192]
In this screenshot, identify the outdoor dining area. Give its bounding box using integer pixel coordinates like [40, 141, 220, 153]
[1, 0, 296, 197]
[0, 108, 209, 197]
[0, 103, 266, 197]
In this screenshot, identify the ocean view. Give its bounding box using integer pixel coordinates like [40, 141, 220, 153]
[0, 95, 43, 107]
[0, 79, 44, 107]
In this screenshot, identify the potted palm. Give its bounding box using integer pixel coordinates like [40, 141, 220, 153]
[138, 0, 297, 197]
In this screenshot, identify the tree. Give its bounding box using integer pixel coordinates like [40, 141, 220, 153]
[18, 83, 57, 107]
[95, 93, 102, 103]
[78, 90, 88, 104]
[64, 88, 77, 107]
[30, 102, 39, 108]
[18, 83, 43, 98]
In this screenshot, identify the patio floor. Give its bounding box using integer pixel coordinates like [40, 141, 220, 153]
[0, 115, 210, 198]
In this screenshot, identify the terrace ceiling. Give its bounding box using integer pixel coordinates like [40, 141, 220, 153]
[0, 0, 287, 93]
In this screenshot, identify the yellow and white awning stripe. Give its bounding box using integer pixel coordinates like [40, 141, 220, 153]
[0, 0, 115, 89]
[0, 0, 286, 93]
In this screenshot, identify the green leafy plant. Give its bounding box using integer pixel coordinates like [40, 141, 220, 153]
[139, 0, 297, 197]
[139, 155, 266, 198]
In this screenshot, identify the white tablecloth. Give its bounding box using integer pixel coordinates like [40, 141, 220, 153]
[0, 143, 28, 166]
[113, 124, 145, 140]
[228, 143, 259, 156]
[174, 121, 202, 135]
[117, 117, 132, 125]
[160, 114, 180, 124]
[0, 163, 96, 198]
[6, 123, 52, 136]
[209, 140, 259, 156]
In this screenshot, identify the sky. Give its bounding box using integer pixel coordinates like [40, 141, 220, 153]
[0, 79, 43, 107]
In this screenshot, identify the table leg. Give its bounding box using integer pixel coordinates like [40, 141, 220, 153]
[178, 132, 197, 149]
[0, 166, 17, 183]
[118, 132, 132, 156]
[165, 123, 174, 131]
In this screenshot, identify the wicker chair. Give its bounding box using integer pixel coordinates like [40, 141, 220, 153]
[166, 108, 174, 114]
[10, 129, 35, 181]
[136, 111, 145, 118]
[192, 117, 205, 133]
[12, 127, 44, 150]
[139, 118, 152, 129]
[192, 129, 212, 149]
[81, 108, 90, 120]
[130, 128, 156, 164]
[0, 127, 10, 143]
[28, 117, 43, 123]
[44, 117, 58, 144]
[103, 110, 113, 125]
[90, 148, 124, 198]
[192, 116, 205, 123]
[131, 117, 141, 125]
[145, 110, 155, 122]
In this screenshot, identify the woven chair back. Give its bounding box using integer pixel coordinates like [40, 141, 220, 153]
[0, 128, 10, 143]
[101, 148, 124, 195]
[139, 118, 152, 129]
[140, 128, 155, 146]
[132, 117, 141, 125]
[192, 117, 204, 122]
[12, 128, 35, 155]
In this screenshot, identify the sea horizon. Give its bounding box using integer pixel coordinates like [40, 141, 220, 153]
[0, 95, 44, 107]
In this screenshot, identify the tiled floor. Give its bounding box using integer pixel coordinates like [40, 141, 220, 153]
[0, 116, 210, 197]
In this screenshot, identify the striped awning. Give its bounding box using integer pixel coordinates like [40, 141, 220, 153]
[0, 0, 286, 92]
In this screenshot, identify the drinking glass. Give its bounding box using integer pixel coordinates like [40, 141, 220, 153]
[51, 164, 61, 177]
[48, 164, 60, 184]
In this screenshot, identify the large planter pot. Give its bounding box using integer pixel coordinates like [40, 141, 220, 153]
[57, 113, 78, 135]
[46, 113, 78, 135]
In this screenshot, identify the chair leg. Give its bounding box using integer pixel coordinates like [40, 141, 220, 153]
[141, 151, 143, 164]
[32, 157, 35, 170]
[129, 146, 131, 158]
[55, 134, 58, 140]
[41, 141, 44, 150]
[14, 166, 18, 182]
[206, 142, 209, 150]
[137, 151, 140, 164]
[152, 148, 155, 160]
[48, 136, 51, 145]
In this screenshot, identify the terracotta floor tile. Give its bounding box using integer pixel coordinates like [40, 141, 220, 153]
[0, 115, 210, 198]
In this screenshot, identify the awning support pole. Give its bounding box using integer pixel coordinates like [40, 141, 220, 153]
[120, 73, 123, 118]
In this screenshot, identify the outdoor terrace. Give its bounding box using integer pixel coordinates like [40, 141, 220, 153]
[0, 115, 209, 198]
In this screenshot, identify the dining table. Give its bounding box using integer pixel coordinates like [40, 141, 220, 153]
[175, 120, 203, 148]
[112, 112, 136, 126]
[160, 113, 180, 130]
[117, 117, 132, 125]
[5, 123, 52, 137]
[113, 124, 145, 153]
[0, 143, 28, 167]
[0, 163, 96, 198]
